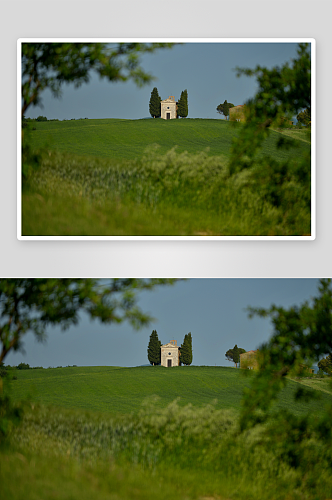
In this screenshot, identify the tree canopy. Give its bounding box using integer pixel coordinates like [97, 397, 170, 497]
[232, 43, 311, 176]
[21, 42, 175, 118]
[225, 345, 246, 367]
[228, 43, 311, 218]
[318, 353, 332, 375]
[296, 107, 311, 126]
[241, 278, 332, 430]
[216, 101, 234, 119]
[0, 279, 177, 365]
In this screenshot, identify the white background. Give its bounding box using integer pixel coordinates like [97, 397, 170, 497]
[1, 0, 331, 278]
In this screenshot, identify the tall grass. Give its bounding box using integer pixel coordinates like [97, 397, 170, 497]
[23, 145, 310, 236]
[22, 118, 311, 236]
[5, 398, 332, 500]
[2, 366, 331, 499]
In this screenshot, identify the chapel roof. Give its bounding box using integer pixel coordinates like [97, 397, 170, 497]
[161, 342, 180, 349]
[161, 96, 177, 103]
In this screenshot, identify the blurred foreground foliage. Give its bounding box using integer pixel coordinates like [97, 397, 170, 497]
[229, 43, 311, 213]
[0, 278, 177, 366]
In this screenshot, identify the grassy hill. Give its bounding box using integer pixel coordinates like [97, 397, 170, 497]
[22, 119, 311, 236]
[3, 366, 332, 500]
[27, 117, 310, 162]
[8, 365, 331, 416]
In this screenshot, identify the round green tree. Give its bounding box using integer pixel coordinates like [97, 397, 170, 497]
[225, 345, 246, 367]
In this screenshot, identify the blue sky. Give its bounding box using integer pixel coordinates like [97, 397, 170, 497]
[6, 278, 321, 368]
[24, 41, 301, 121]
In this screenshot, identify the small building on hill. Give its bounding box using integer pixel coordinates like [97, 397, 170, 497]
[161, 96, 177, 120]
[240, 349, 259, 370]
[161, 339, 180, 367]
[299, 363, 315, 374]
[229, 104, 246, 122]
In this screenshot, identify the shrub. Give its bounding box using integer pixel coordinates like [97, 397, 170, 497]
[17, 363, 30, 370]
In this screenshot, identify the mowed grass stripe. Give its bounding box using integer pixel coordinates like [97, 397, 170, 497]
[8, 366, 331, 416]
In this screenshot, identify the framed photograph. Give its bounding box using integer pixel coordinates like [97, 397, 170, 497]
[18, 38, 315, 240]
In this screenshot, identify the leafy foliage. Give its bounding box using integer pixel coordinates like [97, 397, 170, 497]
[225, 344, 246, 367]
[241, 278, 332, 430]
[217, 100, 234, 119]
[21, 42, 175, 117]
[147, 330, 161, 365]
[228, 43, 311, 215]
[17, 363, 30, 370]
[318, 354, 332, 375]
[21, 43, 174, 182]
[148, 87, 161, 118]
[297, 107, 311, 126]
[0, 279, 177, 365]
[0, 393, 23, 445]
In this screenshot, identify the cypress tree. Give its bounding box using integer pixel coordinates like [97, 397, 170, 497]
[233, 344, 240, 368]
[177, 90, 188, 118]
[182, 89, 188, 118]
[187, 332, 193, 365]
[177, 90, 184, 118]
[149, 87, 161, 118]
[223, 100, 229, 120]
[180, 333, 193, 365]
[147, 330, 161, 365]
[180, 334, 187, 365]
[217, 100, 234, 119]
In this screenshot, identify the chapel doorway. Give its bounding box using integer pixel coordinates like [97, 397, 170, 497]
[167, 359, 172, 367]
[166, 113, 170, 120]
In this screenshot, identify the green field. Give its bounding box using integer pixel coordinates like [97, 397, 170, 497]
[2, 366, 332, 500]
[26, 118, 310, 162]
[22, 119, 311, 236]
[8, 365, 331, 415]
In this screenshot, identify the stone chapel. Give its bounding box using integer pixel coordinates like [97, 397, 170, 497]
[160, 339, 180, 367]
[161, 96, 177, 120]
